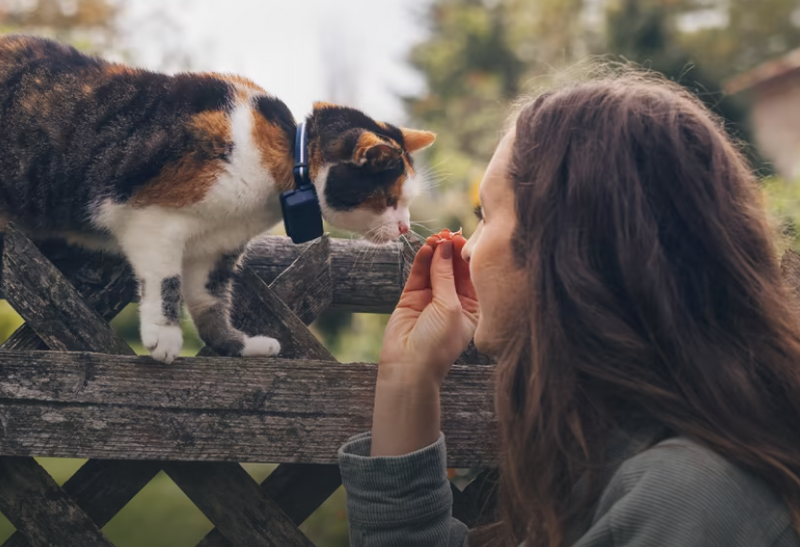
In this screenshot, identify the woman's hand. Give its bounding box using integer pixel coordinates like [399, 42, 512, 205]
[371, 236, 479, 456]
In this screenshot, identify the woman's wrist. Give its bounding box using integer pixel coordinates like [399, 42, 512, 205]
[370, 374, 442, 457]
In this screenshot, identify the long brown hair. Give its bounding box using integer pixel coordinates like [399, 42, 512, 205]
[478, 69, 800, 546]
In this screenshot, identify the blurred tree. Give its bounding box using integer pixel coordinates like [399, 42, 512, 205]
[0, 0, 119, 53]
[406, 0, 800, 232]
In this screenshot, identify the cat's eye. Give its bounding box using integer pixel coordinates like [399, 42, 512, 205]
[387, 196, 399, 208]
[474, 205, 483, 221]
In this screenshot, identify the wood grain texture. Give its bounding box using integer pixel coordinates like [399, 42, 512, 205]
[0, 241, 135, 352]
[247, 235, 406, 313]
[235, 267, 334, 361]
[165, 462, 315, 547]
[196, 235, 332, 359]
[1, 460, 162, 547]
[0, 227, 312, 547]
[257, 235, 333, 326]
[196, 464, 342, 547]
[0, 226, 138, 547]
[195, 236, 342, 546]
[1, 223, 134, 355]
[0, 352, 497, 465]
[0, 457, 115, 547]
[0, 233, 411, 312]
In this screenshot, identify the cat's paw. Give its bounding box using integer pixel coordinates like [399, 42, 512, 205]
[142, 323, 183, 364]
[241, 335, 281, 357]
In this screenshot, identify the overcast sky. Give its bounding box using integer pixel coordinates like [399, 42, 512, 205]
[119, 0, 431, 124]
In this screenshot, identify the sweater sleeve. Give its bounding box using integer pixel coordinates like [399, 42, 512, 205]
[575, 438, 798, 547]
[338, 432, 469, 547]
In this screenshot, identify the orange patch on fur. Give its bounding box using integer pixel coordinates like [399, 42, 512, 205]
[131, 156, 225, 208]
[189, 110, 231, 143]
[132, 111, 233, 208]
[313, 101, 337, 110]
[251, 108, 294, 192]
[354, 132, 402, 165]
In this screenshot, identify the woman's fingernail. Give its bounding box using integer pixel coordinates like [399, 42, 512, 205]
[441, 241, 453, 260]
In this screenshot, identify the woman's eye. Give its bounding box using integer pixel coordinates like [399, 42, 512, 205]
[473, 205, 483, 221]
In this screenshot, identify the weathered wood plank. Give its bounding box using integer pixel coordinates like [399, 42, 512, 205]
[196, 464, 342, 547]
[1, 223, 134, 355]
[257, 235, 333, 326]
[0, 230, 155, 547]
[196, 235, 332, 358]
[235, 267, 335, 360]
[0, 352, 497, 465]
[0, 226, 140, 546]
[1, 227, 309, 546]
[196, 234, 342, 546]
[1, 460, 162, 547]
[166, 462, 315, 547]
[0, 233, 413, 312]
[0, 457, 115, 547]
[247, 235, 406, 313]
[1, 247, 134, 352]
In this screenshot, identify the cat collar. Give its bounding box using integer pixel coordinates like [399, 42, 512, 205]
[280, 122, 324, 244]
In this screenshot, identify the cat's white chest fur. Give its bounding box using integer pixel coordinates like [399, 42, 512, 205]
[199, 103, 281, 222]
[93, 101, 286, 259]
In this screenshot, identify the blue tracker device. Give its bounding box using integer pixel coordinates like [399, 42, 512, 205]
[280, 122, 324, 244]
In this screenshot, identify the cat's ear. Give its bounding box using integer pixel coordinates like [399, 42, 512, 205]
[353, 131, 402, 167]
[401, 129, 436, 153]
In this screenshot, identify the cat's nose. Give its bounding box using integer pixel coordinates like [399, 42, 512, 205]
[398, 222, 409, 235]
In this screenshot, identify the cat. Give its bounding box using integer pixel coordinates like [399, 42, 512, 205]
[0, 35, 435, 363]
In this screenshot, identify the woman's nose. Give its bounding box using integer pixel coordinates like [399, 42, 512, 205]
[461, 239, 472, 263]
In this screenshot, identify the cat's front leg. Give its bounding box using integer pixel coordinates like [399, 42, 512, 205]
[183, 250, 281, 357]
[118, 228, 186, 364]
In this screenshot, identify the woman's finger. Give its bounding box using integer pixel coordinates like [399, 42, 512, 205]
[430, 241, 459, 307]
[402, 244, 434, 293]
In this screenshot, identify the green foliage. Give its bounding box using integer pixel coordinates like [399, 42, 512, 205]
[407, 0, 800, 231]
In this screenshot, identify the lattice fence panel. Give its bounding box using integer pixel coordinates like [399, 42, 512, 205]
[0, 223, 500, 546]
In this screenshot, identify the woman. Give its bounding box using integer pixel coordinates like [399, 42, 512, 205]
[337, 70, 800, 546]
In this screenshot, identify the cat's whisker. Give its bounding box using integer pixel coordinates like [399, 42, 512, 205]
[410, 223, 436, 236]
[400, 234, 418, 257]
[349, 226, 384, 274]
[408, 229, 431, 243]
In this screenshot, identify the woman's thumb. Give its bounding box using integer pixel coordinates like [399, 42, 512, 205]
[430, 241, 459, 306]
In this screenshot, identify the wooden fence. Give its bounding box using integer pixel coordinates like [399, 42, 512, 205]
[0, 224, 497, 547]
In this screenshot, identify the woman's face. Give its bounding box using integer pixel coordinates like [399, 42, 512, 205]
[462, 132, 526, 354]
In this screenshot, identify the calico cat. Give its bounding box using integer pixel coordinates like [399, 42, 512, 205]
[0, 35, 435, 363]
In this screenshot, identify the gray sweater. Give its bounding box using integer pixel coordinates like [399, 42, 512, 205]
[338, 430, 800, 546]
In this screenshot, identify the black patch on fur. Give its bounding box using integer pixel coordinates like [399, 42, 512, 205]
[206, 250, 241, 298]
[161, 276, 182, 324]
[255, 95, 297, 148]
[309, 105, 405, 150]
[324, 163, 405, 211]
[0, 35, 235, 232]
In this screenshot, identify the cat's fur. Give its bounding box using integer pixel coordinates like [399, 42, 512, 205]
[0, 35, 435, 363]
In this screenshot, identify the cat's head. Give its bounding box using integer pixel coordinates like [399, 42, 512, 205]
[306, 102, 435, 244]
